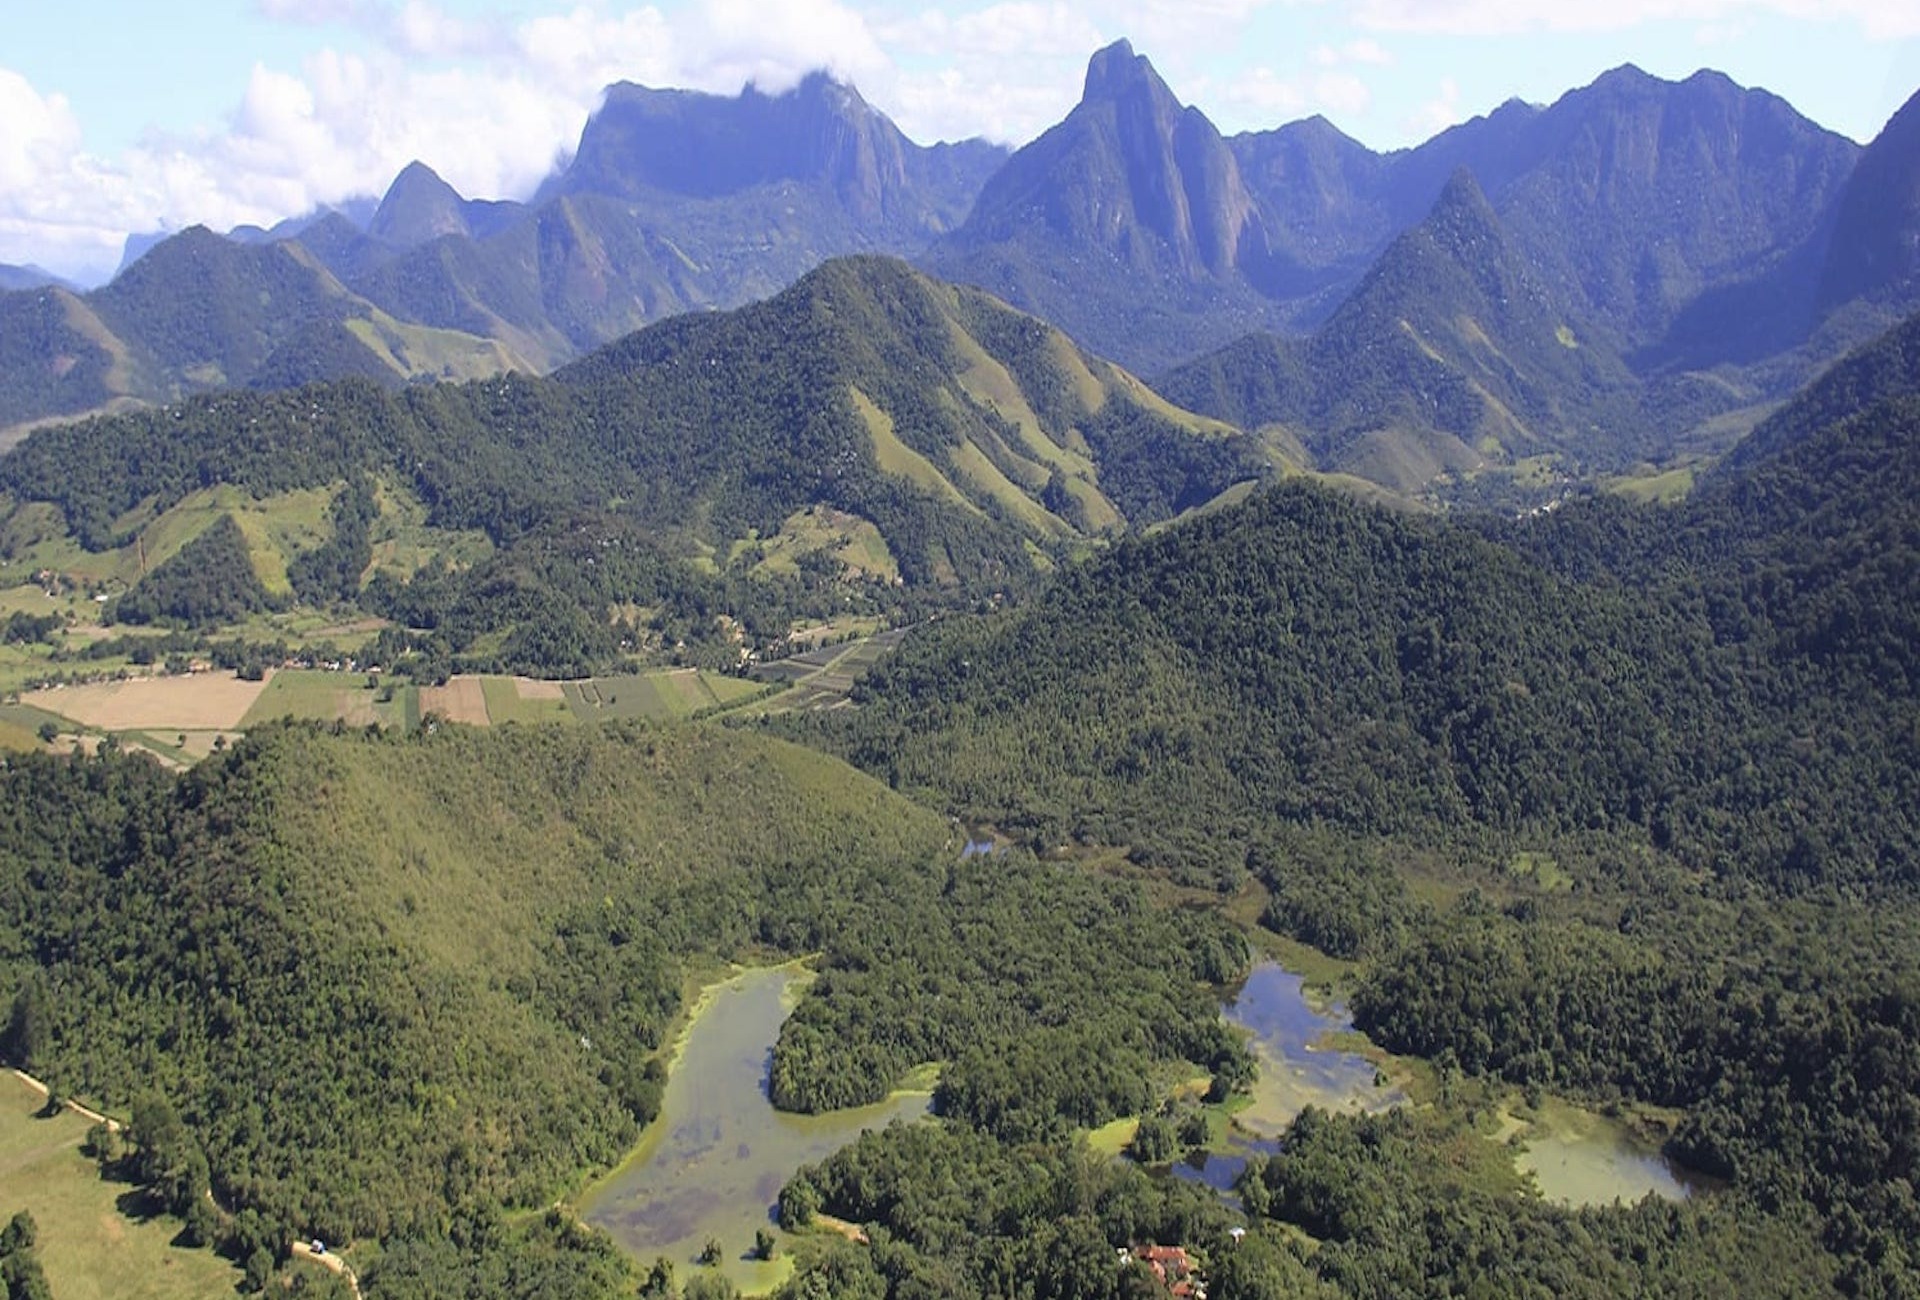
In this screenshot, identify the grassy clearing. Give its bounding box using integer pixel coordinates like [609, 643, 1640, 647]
[1605, 465, 1697, 503]
[949, 440, 1073, 537]
[240, 669, 397, 728]
[743, 507, 901, 582]
[0, 1075, 241, 1300]
[851, 387, 980, 513]
[480, 677, 577, 727]
[1507, 851, 1573, 891]
[564, 669, 765, 722]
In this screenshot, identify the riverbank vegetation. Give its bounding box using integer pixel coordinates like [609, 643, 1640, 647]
[0, 721, 1249, 1295]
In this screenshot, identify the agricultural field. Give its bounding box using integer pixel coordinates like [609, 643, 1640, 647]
[562, 669, 767, 721]
[0, 1074, 241, 1300]
[744, 627, 912, 714]
[478, 676, 575, 726]
[240, 669, 397, 728]
[24, 673, 268, 731]
[14, 667, 775, 760]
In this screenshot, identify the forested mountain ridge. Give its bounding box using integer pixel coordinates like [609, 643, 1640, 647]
[770, 306, 1920, 1295]
[823, 306, 1920, 885]
[0, 255, 1268, 672]
[1155, 169, 1651, 493]
[0, 719, 1253, 1294]
[0, 226, 524, 434]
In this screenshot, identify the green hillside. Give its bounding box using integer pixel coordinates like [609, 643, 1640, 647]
[0, 230, 523, 436]
[1157, 171, 1653, 499]
[0, 256, 1268, 675]
[778, 306, 1920, 1295]
[0, 721, 1247, 1294]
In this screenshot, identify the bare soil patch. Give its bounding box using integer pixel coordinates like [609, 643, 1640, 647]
[419, 675, 491, 725]
[24, 673, 269, 731]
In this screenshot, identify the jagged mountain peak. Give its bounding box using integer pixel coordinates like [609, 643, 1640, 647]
[369, 161, 471, 246]
[1082, 38, 1154, 100]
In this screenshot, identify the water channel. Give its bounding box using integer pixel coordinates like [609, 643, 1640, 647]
[580, 965, 930, 1292]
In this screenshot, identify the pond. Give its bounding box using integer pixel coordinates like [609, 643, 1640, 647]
[1510, 1100, 1699, 1207]
[1224, 962, 1402, 1135]
[580, 965, 931, 1292]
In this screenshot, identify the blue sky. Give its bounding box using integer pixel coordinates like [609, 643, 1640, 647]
[4, 0, 1917, 283]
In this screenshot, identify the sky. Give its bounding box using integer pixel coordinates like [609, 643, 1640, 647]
[5, 0, 1918, 284]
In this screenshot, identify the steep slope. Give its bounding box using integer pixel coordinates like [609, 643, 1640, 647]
[933, 50, 1859, 376]
[825, 307, 1920, 884]
[341, 74, 1008, 369]
[545, 72, 996, 235]
[1815, 86, 1920, 315]
[0, 228, 518, 432]
[1159, 170, 1647, 493]
[0, 257, 1266, 642]
[552, 255, 1267, 563]
[0, 287, 142, 434]
[1473, 67, 1856, 355]
[368, 161, 485, 246]
[924, 40, 1297, 372]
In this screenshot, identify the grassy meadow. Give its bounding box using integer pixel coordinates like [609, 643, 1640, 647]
[0, 1075, 241, 1300]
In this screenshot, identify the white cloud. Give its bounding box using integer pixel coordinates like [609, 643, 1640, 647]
[1409, 76, 1463, 136]
[1209, 65, 1373, 123]
[1349, 0, 1920, 40]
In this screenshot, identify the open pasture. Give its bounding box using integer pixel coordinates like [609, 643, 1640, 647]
[24, 672, 268, 731]
[240, 669, 390, 727]
[563, 669, 762, 721]
[0, 1074, 241, 1300]
[479, 676, 576, 726]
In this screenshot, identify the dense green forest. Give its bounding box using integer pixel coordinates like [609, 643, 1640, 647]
[3, 267, 1917, 1300]
[0, 257, 1268, 672]
[0, 723, 1249, 1295]
[773, 309, 1920, 1294]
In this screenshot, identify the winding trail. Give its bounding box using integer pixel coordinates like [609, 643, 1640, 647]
[8, 1066, 361, 1299]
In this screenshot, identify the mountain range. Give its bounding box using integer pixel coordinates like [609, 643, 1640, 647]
[2, 41, 1917, 502]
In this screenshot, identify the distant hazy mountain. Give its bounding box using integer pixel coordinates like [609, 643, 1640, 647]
[1816, 87, 1920, 316]
[931, 45, 1860, 377]
[923, 40, 1303, 373]
[0, 228, 521, 432]
[541, 72, 999, 234]
[328, 73, 1008, 371]
[368, 161, 525, 248]
[0, 264, 70, 293]
[1159, 170, 1648, 492]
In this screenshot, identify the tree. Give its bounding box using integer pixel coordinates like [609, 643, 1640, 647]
[754, 1227, 777, 1261]
[84, 1121, 119, 1167]
[2, 978, 51, 1070]
[1127, 1116, 1176, 1164]
[242, 1245, 275, 1293]
[0, 1211, 35, 1254]
[699, 1237, 723, 1266]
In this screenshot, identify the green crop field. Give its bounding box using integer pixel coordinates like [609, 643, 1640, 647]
[564, 669, 763, 722]
[0, 1077, 241, 1300]
[241, 669, 409, 729]
[479, 677, 577, 727]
